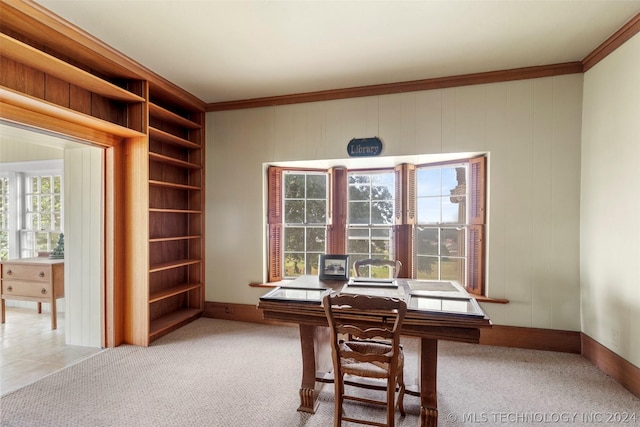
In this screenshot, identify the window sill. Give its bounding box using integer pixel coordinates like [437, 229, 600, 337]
[474, 295, 509, 304]
[249, 280, 292, 288]
[250, 281, 509, 304]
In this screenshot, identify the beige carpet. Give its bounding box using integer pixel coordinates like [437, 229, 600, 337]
[1, 318, 639, 426]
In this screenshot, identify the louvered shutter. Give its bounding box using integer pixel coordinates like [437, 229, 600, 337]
[267, 167, 283, 282]
[467, 156, 486, 294]
[327, 167, 347, 254]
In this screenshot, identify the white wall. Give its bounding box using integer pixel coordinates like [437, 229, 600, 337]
[64, 147, 103, 347]
[581, 33, 640, 368]
[207, 74, 583, 331]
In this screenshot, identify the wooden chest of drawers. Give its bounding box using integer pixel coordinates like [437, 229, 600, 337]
[1, 258, 64, 329]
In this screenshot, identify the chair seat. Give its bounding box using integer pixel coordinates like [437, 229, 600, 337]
[339, 340, 404, 379]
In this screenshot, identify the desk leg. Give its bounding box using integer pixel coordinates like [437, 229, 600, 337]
[420, 338, 438, 427]
[298, 324, 330, 413]
[50, 297, 57, 330]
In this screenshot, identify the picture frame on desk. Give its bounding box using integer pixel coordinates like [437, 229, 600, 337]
[319, 254, 349, 280]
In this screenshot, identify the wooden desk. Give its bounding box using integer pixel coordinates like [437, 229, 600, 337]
[258, 275, 492, 427]
[1, 258, 64, 330]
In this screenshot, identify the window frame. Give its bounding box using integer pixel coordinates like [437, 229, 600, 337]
[0, 160, 63, 260]
[267, 155, 486, 295]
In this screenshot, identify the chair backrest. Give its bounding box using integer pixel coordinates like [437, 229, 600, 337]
[323, 293, 406, 366]
[353, 258, 402, 278]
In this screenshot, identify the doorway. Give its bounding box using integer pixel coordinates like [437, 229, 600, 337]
[0, 122, 104, 348]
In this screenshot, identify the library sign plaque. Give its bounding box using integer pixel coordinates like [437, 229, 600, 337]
[347, 137, 383, 157]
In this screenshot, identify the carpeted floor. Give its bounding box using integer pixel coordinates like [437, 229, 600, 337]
[1, 318, 639, 426]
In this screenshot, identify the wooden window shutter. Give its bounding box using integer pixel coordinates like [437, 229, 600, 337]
[394, 164, 416, 225]
[267, 166, 283, 282]
[394, 164, 415, 278]
[467, 225, 484, 295]
[327, 167, 347, 254]
[469, 156, 486, 225]
[467, 156, 486, 295]
[394, 165, 403, 224]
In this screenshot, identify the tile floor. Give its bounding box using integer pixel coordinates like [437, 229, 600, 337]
[0, 307, 102, 395]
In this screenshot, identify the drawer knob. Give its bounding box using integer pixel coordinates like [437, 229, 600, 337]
[39, 271, 45, 278]
[5, 269, 11, 275]
[7, 286, 12, 292]
[41, 288, 47, 295]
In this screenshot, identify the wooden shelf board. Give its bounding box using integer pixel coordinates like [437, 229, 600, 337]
[0, 86, 145, 139]
[1, 33, 145, 103]
[149, 102, 201, 129]
[149, 283, 202, 303]
[149, 308, 201, 338]
[148, 152, 200, 169]
[149, 208, 201, 214]
[149, 126, 201, 149]
[149, 235, 201, 243]
[148, 180, 200, 191]
[149, 258, 201, 273]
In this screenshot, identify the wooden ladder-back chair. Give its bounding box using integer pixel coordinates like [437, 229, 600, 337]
[323, 293, 407, 427]
[353, 259, 402, 279]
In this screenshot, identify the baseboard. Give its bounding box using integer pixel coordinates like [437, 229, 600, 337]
[204, 301, 639, 399]
[203, 301, 289, 326]
[581, 333, 640, 399]
[204, 302, 581, 352]
[479, 325, 581, 353]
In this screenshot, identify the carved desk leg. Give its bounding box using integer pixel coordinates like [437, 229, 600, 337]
[297, 324, 330, 413]
[420, 338, 439, 427]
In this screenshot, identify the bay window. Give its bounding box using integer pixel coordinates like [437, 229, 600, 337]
[267, 155, 486, 295]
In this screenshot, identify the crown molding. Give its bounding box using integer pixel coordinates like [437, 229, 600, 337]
[207, 11, 640, 113]
[206, 62, 583, 112]
[582, 12, 640, 72]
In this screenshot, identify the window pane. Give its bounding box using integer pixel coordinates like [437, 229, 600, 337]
[371, 201, 393, 224]
[39, 195, 51, 211]
[41, 177, 51, 192]
[371, 174, 394, 201]
[347, 232, 370, 253]
[417, 168, 440, 196]
[416, 256, 439, 279]
[284, 174, 305, 198]
[442, 228, 465, 256]
[41, 213, 51, 230]
[441, 167, 459, 195]
[441, 257, 465, 282]
[306, 174, 326, 199]
[349, 201, 370, 224]
[348, 176, 370, 201]
[305, 254, 321, 275]
[284, 200, 304, 224]
[442, 197, 464, 224]
[417, 197, 440, 224]
[416, 227, 438, 255]
[284, 253, 304, 276]
[30, 177, 38, 192]
[27, 195, 38, 211]
[284, 227, 305, 251]
[28, 213, 39, 229]
[305, 227, 325, 252]
[53, 213, 62, 230]
[36, 232, 48, 250]
[371, 238, 390, 255]
[306, 200, 326, 224]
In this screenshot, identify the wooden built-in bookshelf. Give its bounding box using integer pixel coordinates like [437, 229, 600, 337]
[0, 19, 205, 347]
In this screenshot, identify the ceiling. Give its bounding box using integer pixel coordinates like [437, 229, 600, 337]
[33, 0, 640, 106]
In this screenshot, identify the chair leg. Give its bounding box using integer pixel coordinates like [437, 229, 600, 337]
[387, 378, 396, 427]
[334, 374, 343, 427]
[397, 369, 406, 416]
